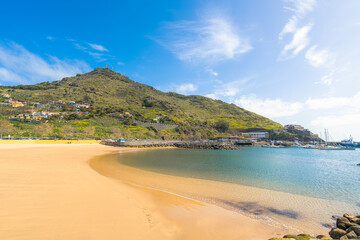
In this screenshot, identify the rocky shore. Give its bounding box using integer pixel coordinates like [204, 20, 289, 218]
[269, 213, 360, 240]
[101, 139, 236, 150]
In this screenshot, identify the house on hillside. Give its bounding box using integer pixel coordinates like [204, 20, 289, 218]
[75, 104, 90, 109]
[11, 101, 24, 108]
[241, 131, 269, 140]
[10, 114, 42, 122]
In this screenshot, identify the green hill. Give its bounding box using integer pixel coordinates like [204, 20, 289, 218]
[0, 68, 282, 139]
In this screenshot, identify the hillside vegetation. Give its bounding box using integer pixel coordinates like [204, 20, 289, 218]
[0, 68, 282, 139]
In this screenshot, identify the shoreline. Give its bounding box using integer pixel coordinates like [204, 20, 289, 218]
[0, 144, 286, 240]
[89, 149, 360, 236]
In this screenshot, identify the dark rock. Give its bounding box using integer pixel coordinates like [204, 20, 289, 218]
[329, 228, 347, 239]
[350, 217, 360, 225]
[357, 163, 360, 166]
[347, 225, 360, 235]
[338, 217, 351, 230]
[346, 222, 359, 229]
[346, 231, 358, 239]
[344, 213, 357, 221]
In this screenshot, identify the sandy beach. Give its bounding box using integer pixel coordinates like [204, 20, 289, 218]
[0, 144, 285, 240]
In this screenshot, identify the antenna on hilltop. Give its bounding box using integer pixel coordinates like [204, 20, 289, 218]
[106, 63, 108, 69]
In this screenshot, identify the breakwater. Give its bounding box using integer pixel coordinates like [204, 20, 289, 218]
[101, 139, 236, 149]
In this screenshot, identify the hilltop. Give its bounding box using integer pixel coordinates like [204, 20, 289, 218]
[0, 68, 282, 139]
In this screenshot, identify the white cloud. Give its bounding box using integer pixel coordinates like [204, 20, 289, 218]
[279, 0, 316, 59]
[306, 92, 360, 110]
[311, 113, 360, 127]
[176, 83, 197, 94]
[279, 0, 317, 39]
[158, 16, 252, 65]
[234, 95, 304, 118]
[280, 24, 312, 59]
[0, 42, 91, 85]
[205, 78, 251, 100]
[46, 36, 56, 41]
[319, 71, 335, 86]
[207, 68, 219, 76]
[87, 43, 109, 52]
[308, 92, 360, 140]
[305, 45, 334, 68]
[0, 68, 25, 84]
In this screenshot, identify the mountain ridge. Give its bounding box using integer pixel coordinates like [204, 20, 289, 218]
[0, 68, 282, 139]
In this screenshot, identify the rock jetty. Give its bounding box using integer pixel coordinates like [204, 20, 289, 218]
[269, 213, 360, 240]
[101, 139, 236, 150]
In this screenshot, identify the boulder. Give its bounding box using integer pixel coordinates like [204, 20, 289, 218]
[330, 228, 347, 239]
[344, 213, 357, 221]
[346, 231, 358, 239]
[339, 235, 348, 240]
[350, 217, 360, 225]
[347, 225, 360, 235]
[338, 217, 351, 230]
[346, 222, 360, 229]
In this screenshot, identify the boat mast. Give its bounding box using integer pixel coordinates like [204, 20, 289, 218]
[324, 129, 329, 145]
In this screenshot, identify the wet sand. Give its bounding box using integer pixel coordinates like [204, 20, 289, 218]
[0, 144, 285, 240]
[90, 151, 360, 236]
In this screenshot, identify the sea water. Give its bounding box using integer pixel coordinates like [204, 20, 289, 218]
[117, 147, 360, 206]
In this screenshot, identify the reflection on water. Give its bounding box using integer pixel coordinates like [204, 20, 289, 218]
[117, 148, 360, 205]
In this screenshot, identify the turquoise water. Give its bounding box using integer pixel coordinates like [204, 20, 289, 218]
[118, 148, 360, 205]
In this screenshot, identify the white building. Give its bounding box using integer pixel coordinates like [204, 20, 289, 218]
[241, 131, 269, 139]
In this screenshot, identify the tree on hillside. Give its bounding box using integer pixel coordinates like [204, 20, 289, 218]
[215, 119, 230, 133]
[111, 127, 121, 138]
[0, 119, 14, 138]
[83, 126, 96, 137]
[61, 125, 76, 138]
[34, 123, 53, 137]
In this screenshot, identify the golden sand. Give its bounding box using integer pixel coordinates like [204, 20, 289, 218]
[0, 144, 285, 240]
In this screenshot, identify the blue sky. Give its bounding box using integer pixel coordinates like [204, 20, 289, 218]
[1, 0, 360, 140]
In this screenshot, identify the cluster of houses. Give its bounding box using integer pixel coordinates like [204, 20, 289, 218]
[0, 94, 91, 109]
[1, 94, 25, 107]
[10, 111, 62, 123]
